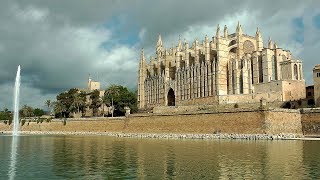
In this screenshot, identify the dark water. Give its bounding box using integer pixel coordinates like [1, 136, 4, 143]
[0, 135, 320, 179]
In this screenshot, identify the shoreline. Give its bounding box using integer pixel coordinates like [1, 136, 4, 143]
[2, 130, 317, 141]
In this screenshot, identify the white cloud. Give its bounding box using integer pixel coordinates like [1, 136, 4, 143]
[0, 0, 319, 109]
[139, 28, 146, 40]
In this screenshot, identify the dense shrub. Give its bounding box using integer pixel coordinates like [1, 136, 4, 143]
[282, 102, 291, 109]
[21, 119, 26, 126]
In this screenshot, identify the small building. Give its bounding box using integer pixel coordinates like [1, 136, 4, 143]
[83, 77, 109, 117]
[313, 65, 320, 107]
[306, 85, 315, 106]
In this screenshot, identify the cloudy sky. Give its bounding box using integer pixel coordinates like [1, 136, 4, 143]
[0, 0, 320, 110]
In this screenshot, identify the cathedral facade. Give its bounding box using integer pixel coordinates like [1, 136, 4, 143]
[138, 23, 306, 109]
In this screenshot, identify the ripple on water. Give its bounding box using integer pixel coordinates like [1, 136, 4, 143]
[1, 135, 320, 179]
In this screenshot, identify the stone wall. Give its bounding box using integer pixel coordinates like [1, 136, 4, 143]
[301, 108, 320, 136]
[0, 109, 304, 136]
[264, 109, 302, 134]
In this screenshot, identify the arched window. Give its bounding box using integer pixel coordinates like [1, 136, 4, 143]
[229, 40, 237, 47]
[226, 63, 229, 94]
[240, 59, 244, 69]
[258, 56, 263, 83]
[169, 62, 176, 80]
[271, 55, 277, 80]
[299, 64, 302, 80]
[250, 59, 254, 84]
[294, 64, 298, 80]
[232, 60, 236, 94]
[239, 73, 243, 94]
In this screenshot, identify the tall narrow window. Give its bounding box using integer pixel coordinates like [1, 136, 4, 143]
[294, 64, 298, 80]
[258, 56, 263, 83]
[232, 60, 236, 94]
[250, 59, 254, 84]
[239, 73, 243, 94]
[299, 64, 302, 80]
[226, 64, 229, 94]
[271, 55, 277, 80]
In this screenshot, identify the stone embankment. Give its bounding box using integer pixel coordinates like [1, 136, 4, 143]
[1, 107, 320, 139]
[1, 131, 299, 140]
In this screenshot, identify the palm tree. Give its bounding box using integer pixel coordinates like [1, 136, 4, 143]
[21, 105, 33, 118]
[72, 92, 85, 114]
[104, 85, 120, 117]
[53, 101, 66, 118]
[45, 100, 51, 115]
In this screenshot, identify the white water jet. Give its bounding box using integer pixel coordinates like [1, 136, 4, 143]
[8, 65, 21, 180]
[12, 65, 21, 136]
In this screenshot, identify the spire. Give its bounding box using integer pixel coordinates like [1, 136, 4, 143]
[256, 27, 262, 38]
[205, 34, 209, 42]
[140, 48, 145, 62]
[88, 74, 91, 82]
[156, 34, 163, 54]
[236, 21, 243, 35]
[157, 34, 163, 47]
[184, 38, 189, 49]
[274, 42, 278, 49]
[216, 24, 220, 38]
[177, 35, 182, 51]
[224, 25, 228, 38]
[268, 37, 273, 49]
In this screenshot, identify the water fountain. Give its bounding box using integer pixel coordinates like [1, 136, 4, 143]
[8, 65, 21, 180]
[12, 65, 21, 136]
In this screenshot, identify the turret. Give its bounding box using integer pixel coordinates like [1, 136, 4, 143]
[255, 27, 263, 51]
[156, 34, 163, 56]
[274, 42, 278, 49]
[224, 25, 228, 38]
[138, 48, 147, 109]
[236, 21, 243, 35]
[184, 38, 189, 50]
[184, 38, 189, 66]
[268, 37, 273, 49]
[216, 24, 220, 38]
[205, 35, 210, 62]
[177, 35, 182, 51]
[140, 48, 146, 65]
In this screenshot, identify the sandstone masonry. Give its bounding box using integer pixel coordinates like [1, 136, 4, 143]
[138, 23, 305, 109]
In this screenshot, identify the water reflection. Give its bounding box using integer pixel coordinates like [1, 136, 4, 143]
[8, 136, 19, 180]
[1, 135, 320, 179]
[50, 137, 320, 179]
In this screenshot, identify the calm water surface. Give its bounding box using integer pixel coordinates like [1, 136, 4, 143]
[0, 135, 320, 179]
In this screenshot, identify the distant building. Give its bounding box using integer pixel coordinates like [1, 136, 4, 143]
[313, 65, 320, 107]
[305, 85, 315, 106]
[73, 77, 109, 117]
[88, 77, 100, 91]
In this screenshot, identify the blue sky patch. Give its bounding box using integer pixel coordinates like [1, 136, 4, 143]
[102, 15, 140, 49]
[313, 14, 320, 29]
[291, 17, 304, 43]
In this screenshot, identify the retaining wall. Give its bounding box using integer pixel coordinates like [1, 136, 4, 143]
[0, 109, 303, 135]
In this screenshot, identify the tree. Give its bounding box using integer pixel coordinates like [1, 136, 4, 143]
[104, 85, 137, 117]
[104, 84, 120, 117]
[0, 108, 12, 120]
[45, 100, 51, 115]
[56, 88, 79, 118]
[89, 90, 102, 116]
[20, 105, 34, 118]
[71, 91, 86, 114]
[53, 101, 66, 118]
[33, 108, 45, 117]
